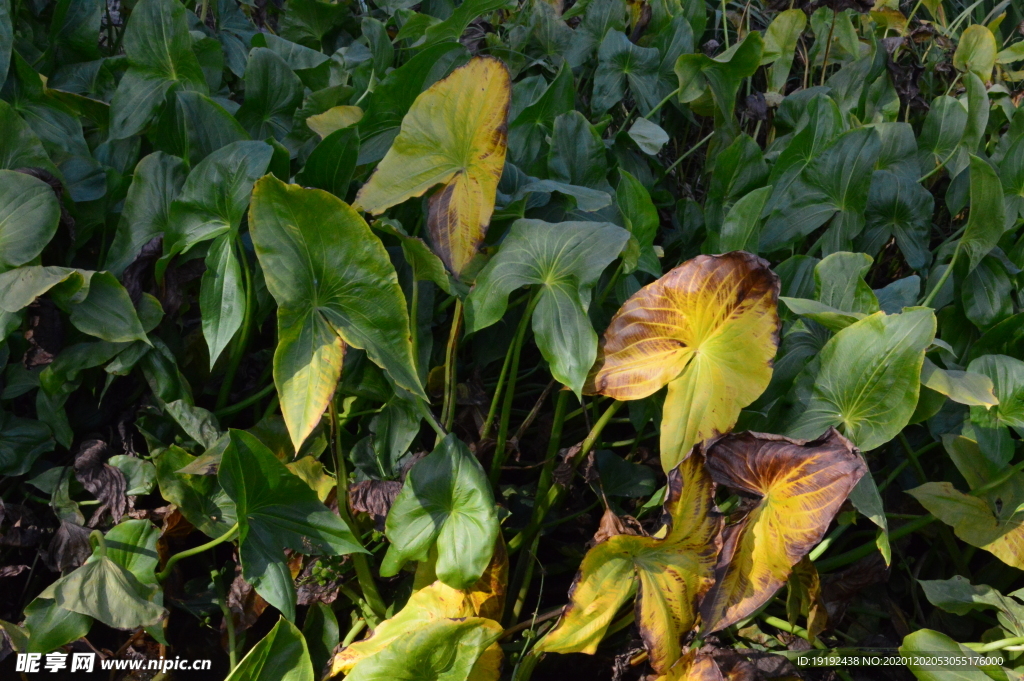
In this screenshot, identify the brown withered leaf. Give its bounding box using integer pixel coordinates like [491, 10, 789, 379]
[73, 439, 127, 526]
[0, 565, 29, 578]
[23, 299, 63, 368]
[120, 236, 163, 305]
[227, 567, 270, 633]
[45, 520, 92, 572]
[468, 535, 508, 621]
[0, 502, 47, 547]
[820, 552, 889, 624]
[654, 648, 724, 680]
[786, 556, 828, 642]
[699, 428, 867, 633]
[349, 480, 403, 531]
[591, 508, 637, 545]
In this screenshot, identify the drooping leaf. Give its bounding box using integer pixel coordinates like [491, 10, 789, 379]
[628, 118, 670, 156]
[921, 357, 998, 407]
[536, 453, 720, 674]
[225, 617, 314, 681]
[354, 57, 511, 277]
[219, 430, 365, 620]
[464, 220, 630, 394]
[381, 434, 499, 590]
[588, 252, 781, 471]
[250, 176, 424, 449]
[700, 428, 866, 632]
[787, 308, 936, 451]
[52, 548, 166, 630]
[108, 0, 208, 139]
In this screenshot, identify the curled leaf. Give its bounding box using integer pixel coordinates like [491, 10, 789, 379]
[588, 252, 781, 471]
[700, 428, 867, 633]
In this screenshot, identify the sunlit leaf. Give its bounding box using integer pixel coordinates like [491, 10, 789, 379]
[354, 57, 511, 276]
[536, 454, 721, 674]
[588, 252, 781, 471]
[225, 617, 313, 681]
[953, 25, 998, 81]
[381, 434, 499, 589]
[700, 428, 866, 632]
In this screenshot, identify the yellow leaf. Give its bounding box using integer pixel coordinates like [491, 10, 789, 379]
[699, 428, 867, 633]
[354, 56, 511, 276]
[656, 649, 724, 680]
[306, 105, 364, 137]
[587, 252, 780, 471]
[285, 455, 335, 502]
[954, 25, 998, 81]
[535, 454, 721, 674]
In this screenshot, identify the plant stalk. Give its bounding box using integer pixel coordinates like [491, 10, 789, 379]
[440, 298, 464, 434]
[156, 523, 239, 583]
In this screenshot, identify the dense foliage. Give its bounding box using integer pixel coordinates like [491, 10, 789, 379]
[1, 0, 1024, 678]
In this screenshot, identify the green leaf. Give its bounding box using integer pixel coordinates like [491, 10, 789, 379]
[19, 597, 92, 654]
[250, 176, 424, 449]
[464, 220, 629, 394]
[296, 127, 359, 199]
[963, 255, 1013, 330]
[921, 358, 998, 407]
[235, 48, 304, 141]
[220, 429, 364, 620]
[0, 99, 59, 175]
[592, 31, 661, 115]
[787, 308, 936, 451]
[419, 0, 511, 48]
[201, 234, 245, 368]
[164, 140, 274, 261]
[225, 617, 314, 681]
[109, 455, 158, 496]
[917, 96, 967, 173]
[0, 410, 54, 476]
[108, 0, 208, 139]
[715, 185, 772, 254]
[863, 170, 933, 270]
[900, 629, 1017, 679]
[920, 576, 1024, 635]
[627, 117, 669, 156]
[103, 520, 160, 585]
[53, 552, 166, 630]
[69, 272, 149, 344]
[0, 0, 10, 86]
[547, 111, 611, 194]
[507, 62, 574, 171]
[959, 154, 1007, 273]
[381, 434, 499, 589]
[761, 127, 882, 252]
[762, 9, 807, 93]
[616, 169, 661, 275]
[154, 90, 250, 167]
[304, 602, 339, 676]
[968, 355, 1024, 434]
[565, 0, 625, 69]
[105, 152, 186, 277]
[674, 31, 763, 120]
[0, 169, 60, 274]
[154, 445, 237, 539]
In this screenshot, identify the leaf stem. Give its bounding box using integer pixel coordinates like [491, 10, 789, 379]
[480, 334, 517, 441]
[214, 382, 275, 418]
[440, 298, 464, 434]
[330, 401, 387, 619]
[156, 522, 239, 583]
[816, 515, 936, 572]
[664, 131, 715, 175]
[645, 86, 681, 120]
[490, 290, 542, 487]
[508, 399, 622, 553]
[920, 246, 958, 307]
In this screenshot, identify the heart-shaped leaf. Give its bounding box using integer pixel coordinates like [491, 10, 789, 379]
[464, 219, 630, 394]
[593, 31, 661, 115]
[381, 434, 499, 590]
[219, 429, 365, 619]
[700, 428, 866, 632]
[53, 547, 166, 629]
[787, 308, 935, 450]
[108, 0, 207, 139]
[588, 252, 781, 471]
[250, 176, 423, 449]
[354, 56, 511, 276]
[535, 453, 721, 674]
[953, 25, 998, 81]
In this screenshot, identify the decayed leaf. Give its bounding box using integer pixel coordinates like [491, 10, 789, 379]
[73, 440, 127, 527]
[353, 56, 511, 276]
[700, 428, 866, 633]
[908, 482, 1024, 570]
[535, 453, 721, 674]
[587, 252, 781, 471]
[656, 649, 725, 681]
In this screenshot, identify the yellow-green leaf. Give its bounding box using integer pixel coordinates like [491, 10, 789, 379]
[353, 56, 511, 276]
[588, 252, 780, 471]
[908, 482, 1024, 570]
[954, 25, 998, 81]
[306, 105, 364, 137]
[535, 454, 721, 674]
[699, 428, 867, 633]
[656, 649, 724, 680]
